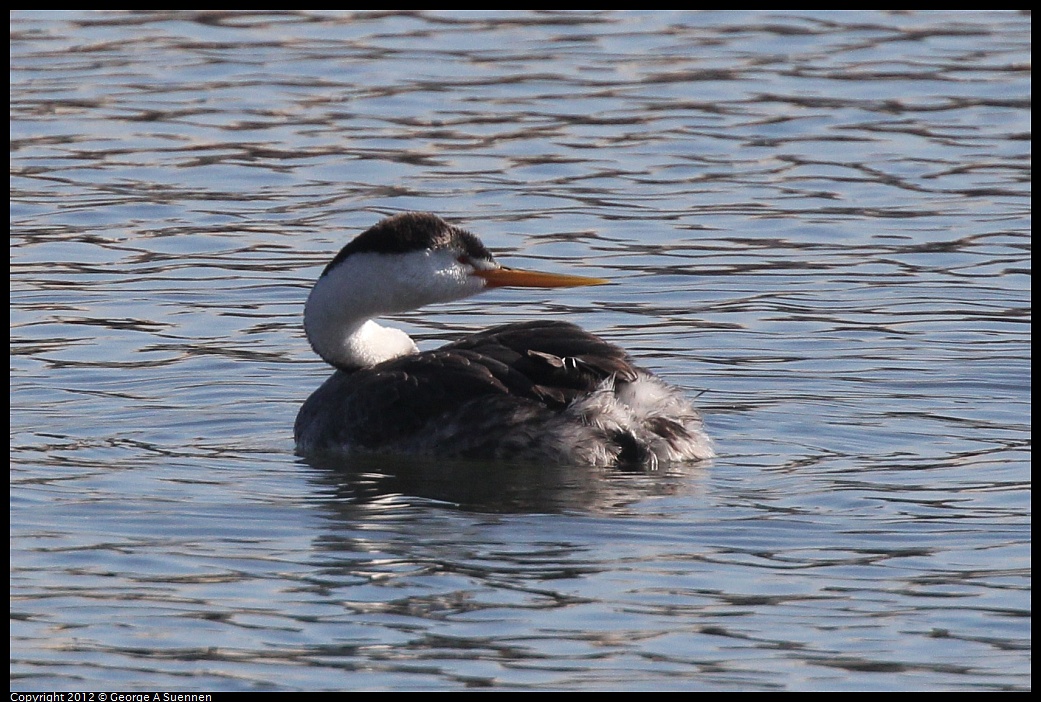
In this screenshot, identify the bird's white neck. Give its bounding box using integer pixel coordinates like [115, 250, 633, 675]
[303, 248, 485, 370]
[313, 318, 418, 370]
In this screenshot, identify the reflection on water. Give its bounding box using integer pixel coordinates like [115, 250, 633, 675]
[304, 452, 709, 513]
[11, 10, 1030, 691]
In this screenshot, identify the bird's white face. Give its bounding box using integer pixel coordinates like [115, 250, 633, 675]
[389, 247, 491, 307]
[313, 247, 487, 323]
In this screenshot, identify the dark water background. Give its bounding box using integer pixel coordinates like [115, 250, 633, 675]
[10, 10, 1030, 691]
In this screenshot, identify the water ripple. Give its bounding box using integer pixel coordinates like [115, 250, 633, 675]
[11, 10, 1029, 692]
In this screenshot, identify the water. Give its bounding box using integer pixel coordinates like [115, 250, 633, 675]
[10, 10, 1030, 691]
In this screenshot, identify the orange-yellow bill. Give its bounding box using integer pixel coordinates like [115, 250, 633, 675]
[474, 266, 609, 289]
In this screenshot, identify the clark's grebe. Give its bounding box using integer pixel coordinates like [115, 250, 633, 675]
[294, 212, 712, 467]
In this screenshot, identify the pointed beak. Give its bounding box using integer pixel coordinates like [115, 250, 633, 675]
[473, 265, 609, 289]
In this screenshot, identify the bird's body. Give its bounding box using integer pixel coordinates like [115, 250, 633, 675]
[294, 212, 712, 468]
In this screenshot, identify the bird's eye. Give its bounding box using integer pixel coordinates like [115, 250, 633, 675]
[457, 255, 472, 266]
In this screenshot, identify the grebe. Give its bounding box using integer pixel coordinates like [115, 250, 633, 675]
[294, 212, 712, 467]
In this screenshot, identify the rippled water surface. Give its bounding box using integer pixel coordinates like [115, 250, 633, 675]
[10, 10, 1030, 691]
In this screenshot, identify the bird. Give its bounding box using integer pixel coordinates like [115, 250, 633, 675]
[294, 212, 713, 468]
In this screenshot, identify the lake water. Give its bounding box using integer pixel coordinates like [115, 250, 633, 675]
[10, 10, 1030, 691]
